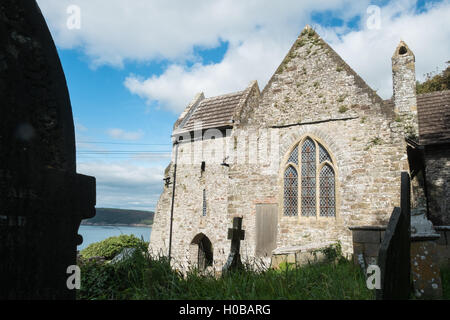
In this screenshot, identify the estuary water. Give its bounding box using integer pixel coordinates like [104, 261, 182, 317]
[77, 225, 152, 250]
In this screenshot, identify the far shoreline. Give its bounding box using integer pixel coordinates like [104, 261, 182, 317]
[81, 222, 152, 228]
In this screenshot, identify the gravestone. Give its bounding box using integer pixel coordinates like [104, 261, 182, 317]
[0, 0, 96, 299]
[410, 199, 442, 298]
[376, 172, 411, 300]
[255, 204, 278, 257]
[222, 217, 245, 273]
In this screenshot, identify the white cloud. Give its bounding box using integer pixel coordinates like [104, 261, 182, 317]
[325, 0, 450, 98]
[124, 34, 289, 112]
[120, 0, 450, 112]
[107, 128, 144, 141]
[77, 161, 164, 210]
[37, 0, 367, 66]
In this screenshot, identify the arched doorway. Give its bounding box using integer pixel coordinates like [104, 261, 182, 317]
[190, 233, 213, 270]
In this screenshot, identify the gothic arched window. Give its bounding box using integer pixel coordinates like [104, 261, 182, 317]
[283, 137, 337, 218]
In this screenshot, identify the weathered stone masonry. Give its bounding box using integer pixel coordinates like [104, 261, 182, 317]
[150, 25, 449, 271]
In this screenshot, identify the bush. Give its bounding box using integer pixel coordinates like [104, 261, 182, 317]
[416, 62, 449, 94]
[80, 234, 148, 260]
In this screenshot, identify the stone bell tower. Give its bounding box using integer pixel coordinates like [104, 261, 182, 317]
[392, 41, 419, 140]
[392, 40, 417, 115]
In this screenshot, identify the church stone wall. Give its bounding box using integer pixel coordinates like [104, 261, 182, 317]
[425, 145, 450, 225]
[225, 27, 409, 258]
[150, 27, 412, 271]
[150, 135, 234, 271]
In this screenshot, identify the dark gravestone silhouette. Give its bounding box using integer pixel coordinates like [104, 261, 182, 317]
[222, 217, 245, 273]
[0, 1, 96, 299]
[376, 172, 411, 300]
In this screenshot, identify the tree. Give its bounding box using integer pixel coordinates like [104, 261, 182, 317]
[416, 61, 450, 94]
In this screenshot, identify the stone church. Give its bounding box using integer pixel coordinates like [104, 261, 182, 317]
[149, 26, 450, 271]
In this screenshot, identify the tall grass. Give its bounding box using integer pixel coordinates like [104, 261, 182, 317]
[77, 249, 374, 300]
[442, 267, 450, 300]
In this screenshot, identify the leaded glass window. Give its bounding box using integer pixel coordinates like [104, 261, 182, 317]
[283, 136, 337, 219]
[319, 143, 332, 163]
[202, 189, 207, 216]
[284, 166, 298, 216]
[288, 145, 298, 165]
[301, 138, 316, 217]
[320, 165, 336, 217]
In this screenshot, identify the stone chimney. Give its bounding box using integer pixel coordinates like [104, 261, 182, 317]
[392, 41, 417, 115]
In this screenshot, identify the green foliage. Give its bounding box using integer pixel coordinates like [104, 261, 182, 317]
[80, 234, 148, 260]
[370, 137, 383, 146]
[441, 267, 450, 300]
[77, 242, 373, 300]
[337, 94, 348, 103]
[365, 136, 383, 150]
[313, 242, 344, 263]
[338, 105, 348, 113]
[416, 62, 450, 94]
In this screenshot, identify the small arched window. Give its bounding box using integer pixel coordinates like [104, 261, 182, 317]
[283, 137, 337, 218]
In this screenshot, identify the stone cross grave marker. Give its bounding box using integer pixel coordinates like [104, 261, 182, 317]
[222, 217, 245, 273]
[0, 0, 96, 299]
[376, 172, 411, 300]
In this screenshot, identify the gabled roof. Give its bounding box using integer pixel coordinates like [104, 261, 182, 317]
[261, 25, 385, 108]
[173, 81, 259, 135]
[417, 90, 450, 145]
[180, 91, 244, 132]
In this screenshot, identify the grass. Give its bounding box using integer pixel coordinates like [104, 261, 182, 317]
[442, 267, 450, 299]
[77, 249, 374, 300]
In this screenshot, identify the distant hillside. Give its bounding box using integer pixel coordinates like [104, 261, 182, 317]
[81, 208, 154, 226]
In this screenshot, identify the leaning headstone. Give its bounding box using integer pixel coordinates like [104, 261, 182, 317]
[376, 172, 411, 300]
[0, 0, 96, 299]
[410, 210, 442, 299]
[222, 217, 245, 273]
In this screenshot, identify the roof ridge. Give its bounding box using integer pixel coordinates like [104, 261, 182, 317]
[417, 89, 450, 98]
[202, 90, 245, 101]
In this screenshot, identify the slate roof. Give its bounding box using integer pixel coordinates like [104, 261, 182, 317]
[417, 90, 450, 145]
[178, 91, 245, 132]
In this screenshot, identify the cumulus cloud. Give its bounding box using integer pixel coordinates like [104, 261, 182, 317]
[37, 0, 366, 66]
[325, 0, 450, 98]
[37, 1, 449, 111]
[77, 161, 164, 210]
[124, 0, 450, 111]
[37, 0, 450, 209]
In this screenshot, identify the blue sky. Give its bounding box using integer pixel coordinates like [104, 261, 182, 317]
[37, 0, 450, 211]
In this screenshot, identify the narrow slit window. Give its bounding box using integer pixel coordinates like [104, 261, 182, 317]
[301, 138, 316, 217]
[202, 189, 207, 216]
[284, 166, 298, 216]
